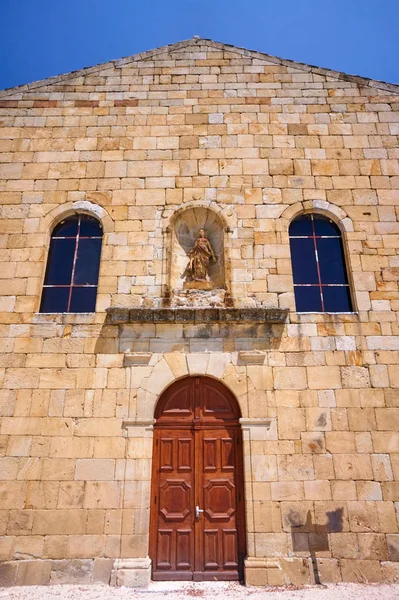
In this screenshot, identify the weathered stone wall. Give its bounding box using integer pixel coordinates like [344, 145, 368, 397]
[0, 38, 398, 586]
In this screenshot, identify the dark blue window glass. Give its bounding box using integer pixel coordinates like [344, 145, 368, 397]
[314, 217, 340, 237]
[290, 238, 319, 284]
[70, 287, 98, 313]
[294, 287, 323, 312]
[74, 239, 102, 285]
[323, 286, 352, 313]
[80, 216, 103, 237]
[41, 288, 69, 313]
[289, 214, 313, 236]
[289, 213, 352, 313]
[317, 238, 348, 284]
[44, 239, 75, 285]
[40, 215, 103, 313]
[52, 217, 79, 238]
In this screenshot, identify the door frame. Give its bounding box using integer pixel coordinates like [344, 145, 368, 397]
[149, 376, 246, 581]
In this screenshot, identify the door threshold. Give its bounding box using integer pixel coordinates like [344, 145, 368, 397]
[148, 581, 242, 592]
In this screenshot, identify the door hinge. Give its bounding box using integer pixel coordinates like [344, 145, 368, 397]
[154, 495, 157, 504]
[156, 438, 159, 446]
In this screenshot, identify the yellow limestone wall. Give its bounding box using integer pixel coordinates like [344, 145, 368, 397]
[0, 38, 398, 586]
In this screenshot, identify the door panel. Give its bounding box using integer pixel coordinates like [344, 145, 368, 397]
[152, 429, 194, 579]
[199, 430, 239, 579]
[150, 377, 245, 581]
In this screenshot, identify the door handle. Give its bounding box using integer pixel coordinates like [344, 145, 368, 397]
[195, 505, 204, 519]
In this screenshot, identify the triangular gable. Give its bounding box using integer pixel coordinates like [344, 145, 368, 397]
[1, 37, 398, 98]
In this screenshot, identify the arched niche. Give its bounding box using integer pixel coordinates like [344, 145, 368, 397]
[169, 206, 226, 297]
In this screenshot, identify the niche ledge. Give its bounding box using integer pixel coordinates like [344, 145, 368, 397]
[106, 307, 288, 325]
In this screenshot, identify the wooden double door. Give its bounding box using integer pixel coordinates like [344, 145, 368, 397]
[150, 376, 246, 581]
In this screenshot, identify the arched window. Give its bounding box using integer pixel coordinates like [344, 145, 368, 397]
[289, 214, 352, 313]
[40, 214, 103, 313]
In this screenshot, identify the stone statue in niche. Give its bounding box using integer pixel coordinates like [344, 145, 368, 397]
[184, 228, 216, 289]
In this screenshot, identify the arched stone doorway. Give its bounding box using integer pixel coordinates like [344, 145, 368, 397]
[149, 376, 246, 581]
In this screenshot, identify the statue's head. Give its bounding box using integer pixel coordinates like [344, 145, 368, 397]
[198, 228, 205, 237]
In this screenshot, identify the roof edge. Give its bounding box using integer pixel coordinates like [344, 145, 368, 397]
[1, 37, 398, 98]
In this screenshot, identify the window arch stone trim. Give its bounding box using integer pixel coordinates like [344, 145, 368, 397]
[280, 200, 354, 233]
[39, 200, 114, 235]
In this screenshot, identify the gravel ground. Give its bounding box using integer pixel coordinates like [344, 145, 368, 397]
[1, 583, 399, 600]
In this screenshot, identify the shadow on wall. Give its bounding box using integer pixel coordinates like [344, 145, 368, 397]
[94, 313, 287, 355]
[291, 509, 343, 585]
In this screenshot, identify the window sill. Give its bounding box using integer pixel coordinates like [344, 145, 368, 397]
[295, 312, 358, 315]
[290, 311, 360, 323]
[33, 312, 99, 324]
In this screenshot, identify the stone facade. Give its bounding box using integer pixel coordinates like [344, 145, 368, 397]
[0, 38, 399, 586]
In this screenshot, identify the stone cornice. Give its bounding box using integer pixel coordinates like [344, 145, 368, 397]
[106, 307, 289, 325]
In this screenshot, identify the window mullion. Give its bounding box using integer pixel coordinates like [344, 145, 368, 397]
[310, 215, 325, 312]
[67, 216, 81, 313]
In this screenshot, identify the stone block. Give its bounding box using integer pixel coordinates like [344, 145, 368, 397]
[75, 459, 115, 481]
[271, 482, 304, 501]
[92, 558, 114, 584]
[376, 408, 399, 431]
[331, 481, 357, 501]
[273, 367, 307, 390]
[278, 455, 314, 481]
[347, 501, 379, 533]
[13, 535, 44, 560]
[0, 536, 14, 561]
[50, 559, 92, 584]
[333, 454, 373, 480]
[280, 558, 310, 585]
[113, 557, 151, 587]
[307, 367, 341, 389]
[244, 567, 268, 586]
[306, 408, 332, 431]
[347, 408, 376, 431]
[373, 432, 399, 453]
[315, 558, 341, 584]
[84, 482, 121, 509]
[340, 559, 383, 583]
[304, 480, 332, 501]
[255, 532, 288, 557]
[16, 560, 52, 585]
[32, 510, 86, 535]
[326, 432, 356, 454]
[356, 481, 382, 501]
[301, 432, 325, 454]
[281, 501, 313, 531]
[330, 533, 359, 559]
[341, 367, 371, 389]
[253, 501, 281, 533]
[388, 535, 399, 561]
[376, 502, 399, 533]
[277, 408, 305, 439]
[372, 454, 394, 481]
[381, 562, 399, 583]
[358, 533, 388, 560]
[0, 562, 18, 586]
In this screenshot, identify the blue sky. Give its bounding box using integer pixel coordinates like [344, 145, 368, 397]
[1, 0, 398, 90]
